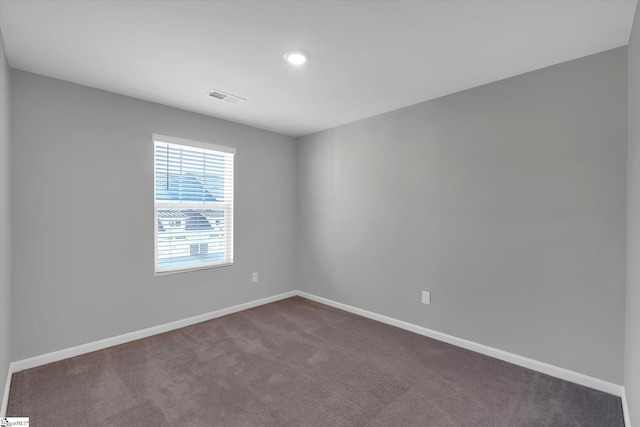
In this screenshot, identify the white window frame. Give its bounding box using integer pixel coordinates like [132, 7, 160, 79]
[153, 134, 235, 275]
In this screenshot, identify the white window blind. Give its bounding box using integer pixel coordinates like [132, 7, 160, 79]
[153, 134, 235, 275]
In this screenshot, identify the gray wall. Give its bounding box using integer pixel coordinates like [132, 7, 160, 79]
[296, 47, 627, 384]
[0, 28, 11, 404]
[9, 70, 297, 360]
[627, 3, 640, 424]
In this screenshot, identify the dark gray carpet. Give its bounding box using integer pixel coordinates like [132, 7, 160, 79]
[7, 296, 624, 426]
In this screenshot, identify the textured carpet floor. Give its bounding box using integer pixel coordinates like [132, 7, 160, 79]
[7, 296, 624, 426]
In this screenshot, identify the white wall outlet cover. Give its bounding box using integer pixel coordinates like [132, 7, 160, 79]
[422, 291, 431, 305]
[252, 272, 259, 283]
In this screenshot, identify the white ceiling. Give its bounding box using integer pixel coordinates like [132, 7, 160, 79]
[0, 0, 637, 137]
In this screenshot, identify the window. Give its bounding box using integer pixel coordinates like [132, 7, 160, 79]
[154, 134, 235, 274]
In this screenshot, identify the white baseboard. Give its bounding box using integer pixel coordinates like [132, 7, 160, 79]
[0, 290, 296, 417]
[1, 289, 627, 418]
[10, 290, 296, 374]
[622, 387, 632, 427]
[1, 368, 11, 418]
[296, 291, 625, 398]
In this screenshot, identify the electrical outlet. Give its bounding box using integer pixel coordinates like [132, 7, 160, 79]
[252, 272, 259, 283]
[422, 291, 431, 305]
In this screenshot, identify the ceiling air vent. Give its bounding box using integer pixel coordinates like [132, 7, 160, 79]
[207, 89, 246, 105]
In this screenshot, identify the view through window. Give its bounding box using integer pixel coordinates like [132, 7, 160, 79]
[153, 135, 235, 274]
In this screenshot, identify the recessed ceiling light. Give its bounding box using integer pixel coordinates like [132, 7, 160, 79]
[284, 50, 310, 65]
